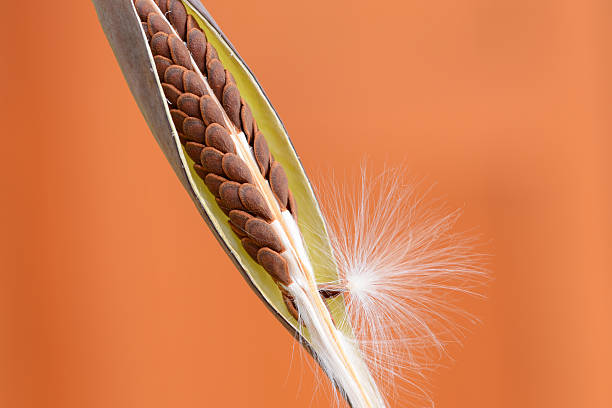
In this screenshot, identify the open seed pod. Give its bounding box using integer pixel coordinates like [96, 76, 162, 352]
[92, 1, 387, 406]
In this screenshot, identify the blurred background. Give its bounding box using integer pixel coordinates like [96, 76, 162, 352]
[1, 0, 610, 407]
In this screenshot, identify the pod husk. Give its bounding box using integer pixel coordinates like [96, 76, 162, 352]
[91, 0, 351, 356]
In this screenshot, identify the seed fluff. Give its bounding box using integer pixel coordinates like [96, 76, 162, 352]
[305, 165, 488, 407]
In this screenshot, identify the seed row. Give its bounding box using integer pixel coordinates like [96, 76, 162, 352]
[134, 0, 300, 318]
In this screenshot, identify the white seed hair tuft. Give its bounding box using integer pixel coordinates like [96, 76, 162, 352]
[311, 165, 488, 406]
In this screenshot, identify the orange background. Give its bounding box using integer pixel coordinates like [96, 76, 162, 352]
[1, 0, 610, 407]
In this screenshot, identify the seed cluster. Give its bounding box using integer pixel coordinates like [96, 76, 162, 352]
[134, 0, 301, 317]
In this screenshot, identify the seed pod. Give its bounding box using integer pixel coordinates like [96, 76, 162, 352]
[93, 2, 364, 406]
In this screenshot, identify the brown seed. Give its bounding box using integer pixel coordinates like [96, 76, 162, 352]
[230, 222, 248, 238]
[164, 65, 186, 91]
[167, 0, 187, 39]
[205, 43, 219, 69]
[253, 131, 270, 176]
[319, 287, 343, 299]
[187, 28, 206, 73]
[150, 32, 170, 58]
[182, 117, 206, 144]
[257, 247, 290, 285]
[215, 197, 231, 215]
[269, 161, 289, 209]
[142, 22, 152, 41]
[153, 55, 172, 79]
[246, 219, 284, 253]
[205, 123, 235, 153]
[239, 184, 273, 221]
[240, 102, 254, 143]
[185, 142, 205, 163]
[186, 15, 200, 32]
[219, 181, 245, 211]
[222, 153, 253, 184]
[207, 58, 225, 100]
[161, 83, 180, 106]
[199, 146, 224, 175]
[168, 34, 193, 70]
[241, 237, 261, 261]
[170, 109, 187, 133]
[200, 96, 225, 127]
[204, 173, 227, 197]
[177, 93, 201, 118]
[287, 190, 298, 220]
[155, 0, 167, 14]
[182, 70, 207, 97]
[282, 293, 299, 320]
[225, 70, 236, 85]
[147, 13, 172, 36]
[222, 83, 241, 128]
[229, 210, 254, 231]
[193, 164, 207, 180]
[135, 0, 157, 21]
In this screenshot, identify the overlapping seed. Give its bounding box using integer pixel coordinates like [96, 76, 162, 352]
[134, 0, 305, 317]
